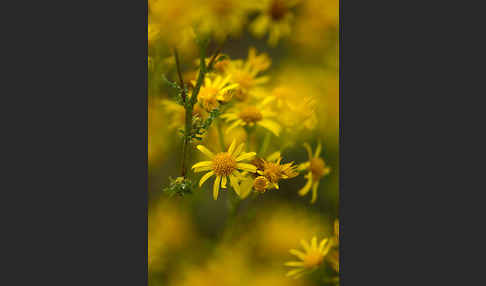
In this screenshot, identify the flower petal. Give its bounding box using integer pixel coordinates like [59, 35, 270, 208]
[311, 236, 317, 250]
[236, 163, 257, 173]
[192, 161, 212, 169]
[232, 143, 245, 158]
[229, 174, 241, 196]
[197, 145, 215, 158]
[298, 174, 313, 196]
[258, 119, 281, 136]
[286, 268, 305, 278]
[221, 176, 227, 189]
[199, 171, 214, 187]
[285, 261, 305, 267]
[193, 166, 213, 172]
[227, 138, 237, 155]
[300, 239, 310, 252]
[318, 238, 329, 253]
[235, 152, 256, 162]
[303, 143, 313, 160]
[213, 176, 221, 200]
[289, 249, 306, 260]
[315, 141, 322, 158]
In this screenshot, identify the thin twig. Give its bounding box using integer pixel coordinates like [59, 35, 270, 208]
[173, 48, 186, 102]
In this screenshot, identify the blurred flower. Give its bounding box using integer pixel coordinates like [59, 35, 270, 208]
[198, 0, 252, 41]
[192, 139, 257, 199]
[249, 0, 301, 46]
[224, 48, 271, 102]
[195, 75, 239, 111]
[162, 99, 206, 130]
[298, 142, 331, 203]
[222, 97, 281, 136]
[285, 236, 332, 279]
[148, 23, 160, 45]
[148, 200, 195, 271]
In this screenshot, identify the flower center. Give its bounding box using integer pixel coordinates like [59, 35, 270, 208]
[269, 0, 288, 21]
[198, 87, 219, 110]
[310, 158, 326, 180]
[303, 251, 324, 268]
[253, 176, 269, 192]
[238, 106, 263, 123]
[263, 162, 282, 183]
[212, 153, 236, 176]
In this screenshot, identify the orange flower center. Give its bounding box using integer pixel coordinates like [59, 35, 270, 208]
[263, 162, 282, 183]
[212, 153, 236, 176]
[303, 251, 324, 268]
[310, 158, 326, 180]
[238, 106, 263, 123]
[269, 0, 288, 21]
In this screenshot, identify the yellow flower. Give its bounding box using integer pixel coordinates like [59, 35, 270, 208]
[195, 75, 239, 111]
[198, 0, 252, 41]
[221, 97, 281, 136]
[285, 236, 332, 279]
[249, 0, 301, 46]
[192, 139, 257, 200]
[225, 48, 271, 100]
[257, 151, 298, 189]
[298, 142, 331, 203]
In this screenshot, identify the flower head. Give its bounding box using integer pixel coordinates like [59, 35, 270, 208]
[249, 0, 301, 46]
[285, 236, 331, 279]
[195, 75, 239, 111]
[257, 151, 298, 189]
[298, 142, 331, 203]
[221, 97, 281, 136]
[192, 139, 257, 200]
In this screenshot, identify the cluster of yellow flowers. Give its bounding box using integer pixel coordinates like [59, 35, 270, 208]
[149, 0, 310, 47]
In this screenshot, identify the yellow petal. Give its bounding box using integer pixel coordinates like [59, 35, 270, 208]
[297, 162, 310, 171]
[238, 177, 254, 199]
[225, 120, 243, 134]
[286, 268, 305, 278]
[285, 261, 305, 267]
[298, 174, 313, 196]
[258, 119, 281, 136]
[303, 143, 313, 160]
[197, 145, 215, 158]
[311, 236, 317, 250]
[236, 163, 257, 173]
[192, 161, 212, 169]
[289, 249, 306, 260]
[318, 238, 329, 253]
[229, 174, 241, 196]
[213, 176, 221, 200]
[227, 138, 237, 155]
[235, 152, 256, 162]
[193, 166, 213, 172]
[221, 176, 227, 189]
[266, 151, 281, 162]
[232, 143, 245, 158]
[300, 239, 310, 251]
[199, 171, 214, 187]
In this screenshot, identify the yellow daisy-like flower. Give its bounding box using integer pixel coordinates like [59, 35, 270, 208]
[225, 48, 271, 101]
[192, 139, 257, 200]
[195, 75, 239, 111]
[285, 236, 332, 279]
[249, 0, 301, 46]
[298, 142, 331, 203]
[221, 97, 281, 136]
[256, 151, 298, 189]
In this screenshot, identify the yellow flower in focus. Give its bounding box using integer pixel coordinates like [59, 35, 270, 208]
[257, 152, 298, 189]
[195, 75, 239, 111]
[249, 0, 301, 46]
[192, 139, 257, 200]
[285, 236, 332, 279]
[221, 97, 281, 136]
[298, 142, 331, 203]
